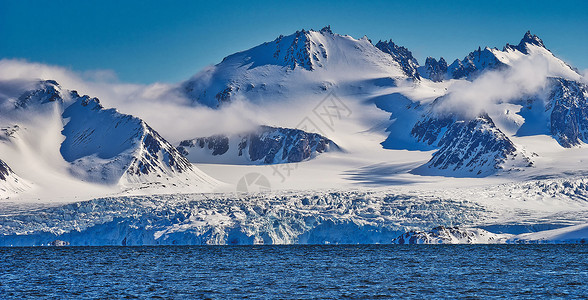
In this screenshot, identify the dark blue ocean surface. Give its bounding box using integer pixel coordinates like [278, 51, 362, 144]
[1, 245, 587, 299]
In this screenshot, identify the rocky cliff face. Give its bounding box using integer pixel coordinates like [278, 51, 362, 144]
[424, 57, 448, 82]
[411, 114, 530, 176]
[0, 159, 13, 181]
[447, 47, 507, 79]
[178, 126, 339, 164]
[375, 40, 420, 80]
[546, 78, 588, 147]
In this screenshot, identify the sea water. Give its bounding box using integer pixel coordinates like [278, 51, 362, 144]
[1, 245, 587, 299]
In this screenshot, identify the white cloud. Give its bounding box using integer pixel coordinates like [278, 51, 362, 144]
[433, 54, 557, 119]
[581, 69, 588, 85]
[0, 59, 261, 142]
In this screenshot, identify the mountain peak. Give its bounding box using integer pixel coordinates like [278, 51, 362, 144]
[319, 25, 333, 35]
[14, 80, 63, 108]
[519, 30, 545, 48]
[375, 39, 420, 79]
[503, 31, 546, 54]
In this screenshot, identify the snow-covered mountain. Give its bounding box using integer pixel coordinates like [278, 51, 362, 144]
[181, 26, 406, 108]
[375, 39, 421, 80]
[175, 28, 588, 177]
[61, 90, 209, 185]
[177, 125, 339, 164]
[0, 80, 218, 198]
[376, 31, 586, 176]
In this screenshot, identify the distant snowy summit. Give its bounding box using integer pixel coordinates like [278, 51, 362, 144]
[177, 125, 340, 165]
[421, 31, 576, 81]
[181, 25, 407, 108]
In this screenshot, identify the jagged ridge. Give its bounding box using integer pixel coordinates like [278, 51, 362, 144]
[61, 90, 196, 184]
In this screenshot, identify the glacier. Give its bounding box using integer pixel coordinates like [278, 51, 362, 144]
[2, 175, 587, 246]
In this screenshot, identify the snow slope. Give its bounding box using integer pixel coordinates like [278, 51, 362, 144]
[507, 223, 588, 244]
[0, 80, 219, 200]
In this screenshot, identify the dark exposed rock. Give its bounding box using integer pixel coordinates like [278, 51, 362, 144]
[547, 78, 588, 147]
[412, 114, 525, 175]
[14, 80, 62, 108]
[215, 86, 234, 105]
[282, 29, 318, 71]
[424, 57, 447, 82]
[447, 47, 507, 80]
[375, 40, 421, 80]
[179, 135, 229, 156]
[0, 159, 13, 181]
[178, 125, 339, 164]
[49, 240, 70, 246]
[505, 30, 546, 54]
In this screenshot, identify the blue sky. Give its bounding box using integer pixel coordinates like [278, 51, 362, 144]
[1, 0, 586, 83]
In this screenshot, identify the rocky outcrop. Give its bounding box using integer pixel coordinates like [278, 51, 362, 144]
[412, 114, 530, 176]
[392, 226, 508, 244]
[447, 47, 506, 79]
[0, 159, 13, 181]
[546, 78, 588, 147]
[178, 126, 339, 164]
[14, 80, 62, 108]
[424, 57, 447, 82]
[375, 40, 420, 80]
